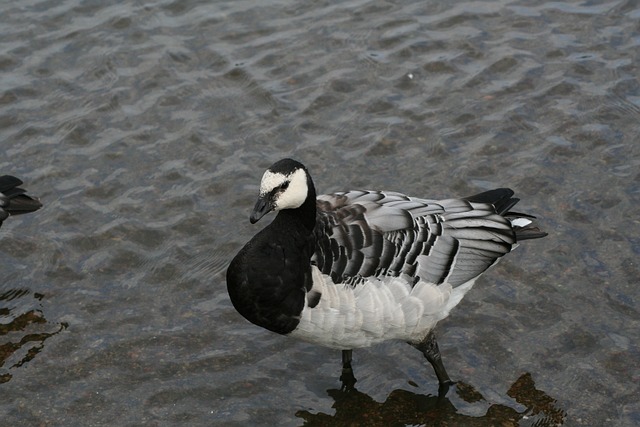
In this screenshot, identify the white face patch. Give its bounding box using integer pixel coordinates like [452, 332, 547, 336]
[259, 168, 308, 210]
[259, 170, 287, 196]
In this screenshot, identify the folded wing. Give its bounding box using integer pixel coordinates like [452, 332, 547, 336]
[313, 189, 534, 288]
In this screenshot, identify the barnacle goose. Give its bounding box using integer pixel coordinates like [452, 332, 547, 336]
[0, 175, 42, 228]
[226, 158, 547, 393]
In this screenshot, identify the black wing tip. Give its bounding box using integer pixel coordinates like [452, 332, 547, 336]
[515, 226, 548, 241]
[464, 188, 517, 215]
[4, 194, 43, 214]
[0, 176, 42, 225]
[0, 175, 24, 190]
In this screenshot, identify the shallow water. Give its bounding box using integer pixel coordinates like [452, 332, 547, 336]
[1, 0, 639, 425]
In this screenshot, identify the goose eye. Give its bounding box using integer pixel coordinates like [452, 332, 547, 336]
[280, 181, 290, 190]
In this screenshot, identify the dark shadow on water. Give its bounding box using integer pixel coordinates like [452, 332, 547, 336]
[297, 373, 566, 426]
[0, 288, 67, 384]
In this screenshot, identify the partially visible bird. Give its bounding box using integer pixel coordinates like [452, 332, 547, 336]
[0, 175, 42, 228]
[227, 158, 547, 393]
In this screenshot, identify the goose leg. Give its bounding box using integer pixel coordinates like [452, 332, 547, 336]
[412, 331, 455, 395]
[339, 349, 357, 391]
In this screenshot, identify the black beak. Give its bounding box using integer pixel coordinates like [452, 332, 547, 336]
[250, 195, 272, 224]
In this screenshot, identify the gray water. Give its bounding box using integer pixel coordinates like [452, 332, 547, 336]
[1, 0, 639, 425]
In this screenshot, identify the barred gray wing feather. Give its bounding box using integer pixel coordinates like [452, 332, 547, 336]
[313, 190, 518, 288]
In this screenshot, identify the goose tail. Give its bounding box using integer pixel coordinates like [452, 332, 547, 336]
[464, 187, 547, 242]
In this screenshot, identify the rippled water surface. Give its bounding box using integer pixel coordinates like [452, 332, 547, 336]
[1, 0, 639, 425]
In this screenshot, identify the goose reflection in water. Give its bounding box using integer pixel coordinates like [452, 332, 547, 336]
[0, 290, 67, 384]
[297, 373, 566, 427]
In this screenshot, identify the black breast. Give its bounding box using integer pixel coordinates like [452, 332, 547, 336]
[226, 219, 314, 335]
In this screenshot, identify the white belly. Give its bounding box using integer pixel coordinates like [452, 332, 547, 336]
[288, 266, 476, 349]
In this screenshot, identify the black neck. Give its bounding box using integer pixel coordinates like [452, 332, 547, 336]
[274, 174, 317, 231]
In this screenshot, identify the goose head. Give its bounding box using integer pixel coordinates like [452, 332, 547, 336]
[250, 158, 312, 224]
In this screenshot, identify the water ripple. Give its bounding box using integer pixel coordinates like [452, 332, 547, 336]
[1, 0, 639, 425]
